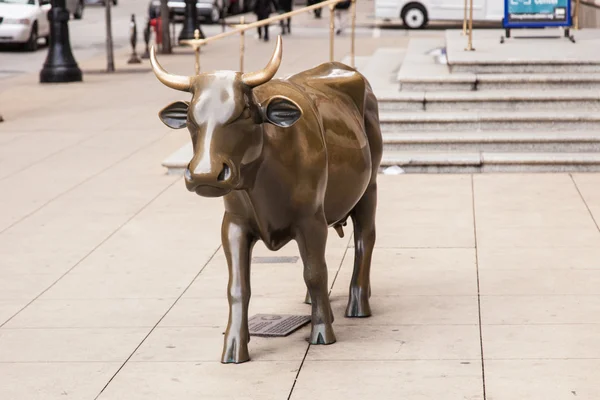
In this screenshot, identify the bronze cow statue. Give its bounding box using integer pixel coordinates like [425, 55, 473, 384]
[150, 36, 382, 364]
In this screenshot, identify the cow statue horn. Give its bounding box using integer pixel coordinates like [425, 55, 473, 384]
[149, 45, 192, 92]
[241, 35, 282, 88]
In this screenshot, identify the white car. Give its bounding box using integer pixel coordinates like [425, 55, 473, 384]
[374, 0, 503, 29]
[0, 0, 84, 51]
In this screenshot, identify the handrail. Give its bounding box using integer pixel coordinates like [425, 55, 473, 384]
[179, 0, 357, 74]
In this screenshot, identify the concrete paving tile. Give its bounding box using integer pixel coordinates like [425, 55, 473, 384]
[476, 227, 600, 248]
[485, 360, 600, 400]
[0, 129, 167, 232]
[290, 360, 484, 400]
[0, 362, 120, 400]
[573, 173, 600, 223]
[479, 269, 600, 295]
[482, 324, 600, 359]
[474, 209, 596, 228]
[376, 209, 473, 228]
[0, 132, 187, 281]
[0, 300, 26, 325]
[0, 131, 94, 180]
[96, 361, 300, 400]
[4, 299, 173, 328]
[373, 208, 474, 248]
[477, 247, 600, 270]
[306, 325, 481, 361]
[160, 297, 310, 328]
[329, 295, 479, 326]
[39, 269, 199, 300]
[0, 328, 148, 362]
[132, 326, 310, 362]
[332, 248, 478, 296]
[373, 226, 475, 248]
[474, 174, 585, 212]
[0, 273, 57, 300]
[481, 296, 600, 325]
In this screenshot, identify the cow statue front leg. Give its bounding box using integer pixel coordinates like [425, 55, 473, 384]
[221, 212, 255, 364]
[346, 182, 377, 318]
[296, 215, 336, 345]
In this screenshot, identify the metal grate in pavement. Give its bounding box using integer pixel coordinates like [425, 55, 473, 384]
[252, 256, 299, 264]
[248, 314, 311, 337]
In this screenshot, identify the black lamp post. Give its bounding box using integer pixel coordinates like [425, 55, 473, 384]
[178, 0, 204, 42]
[40, 0, 82, 83]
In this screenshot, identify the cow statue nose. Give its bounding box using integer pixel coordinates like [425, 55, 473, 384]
[184, 160, 235, 194]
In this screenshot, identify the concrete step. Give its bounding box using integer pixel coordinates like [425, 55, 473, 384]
[379, 111, 600, 132]
[477, 73, 600, 91]
[382, 131, 600, 152]
[445, 30, 600, 74]
[381, 151, 600, 173]
[378, 90, 600, 112]
[399, 73, 600, 92]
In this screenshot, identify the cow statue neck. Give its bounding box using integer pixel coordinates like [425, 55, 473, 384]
[150, 35, 383, 364]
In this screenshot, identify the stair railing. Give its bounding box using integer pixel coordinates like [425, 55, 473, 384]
[179, 0, 357, 75]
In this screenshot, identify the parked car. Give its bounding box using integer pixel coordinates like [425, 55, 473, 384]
[149, 0, 221, 24]
[374, 0, 503, 29]
[0, 0, 84, 51]
[148, 0, 256, 24]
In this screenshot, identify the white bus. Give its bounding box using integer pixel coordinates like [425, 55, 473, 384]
[374, 0, 504, 28]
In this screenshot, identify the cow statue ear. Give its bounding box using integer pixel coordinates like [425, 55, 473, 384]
[159, 101, 189, 129]
[262, 96, 302, 128]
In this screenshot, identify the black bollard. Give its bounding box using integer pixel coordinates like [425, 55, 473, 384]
[141, 20, 151, 59]
[40, 0, 82, 83]
[178, 0, 205, 41]
[128, 14, 142, 64]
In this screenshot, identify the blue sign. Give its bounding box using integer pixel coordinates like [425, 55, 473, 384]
[504, 0, 571, 28]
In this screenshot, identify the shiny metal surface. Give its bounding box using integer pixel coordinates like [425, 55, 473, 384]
[151, 36, 382, 364]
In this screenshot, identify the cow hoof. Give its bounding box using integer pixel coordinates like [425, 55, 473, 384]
[221, 336, 250, 364]
[345, 290, 372, 318]
[309, 323, 336, 345]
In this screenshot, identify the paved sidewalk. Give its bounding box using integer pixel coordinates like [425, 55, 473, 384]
[1, 15, 600, 400]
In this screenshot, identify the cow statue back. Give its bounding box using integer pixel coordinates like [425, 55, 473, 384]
[150, 36, 382, 363]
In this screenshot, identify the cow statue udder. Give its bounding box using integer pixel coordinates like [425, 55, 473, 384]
[150, 36, 383, 364]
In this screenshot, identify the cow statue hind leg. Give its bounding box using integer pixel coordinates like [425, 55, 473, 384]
[296, 213, 336, 345]
[221, 212, 256, 364]
[346, 87, 382, 318]
[346, 183, 377, 317]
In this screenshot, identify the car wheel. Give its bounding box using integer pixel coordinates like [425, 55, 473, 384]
[401, 3, 427, 29]
[25, 24, 38, 51]
[73, 0, 84, 19]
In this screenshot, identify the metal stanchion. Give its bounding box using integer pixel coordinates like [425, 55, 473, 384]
[329, 4, 335, 62]
[239, 17, 246, 72]
[574, 0, 580, 30]
[350, 0, 356, 68]
[128, 14, 142, 64]
[141, 20, 151, 59]
[462, 0, 468, 35]
[194, 29, 201, 74]
[465, 0, 475, 51]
